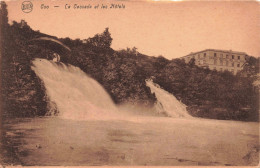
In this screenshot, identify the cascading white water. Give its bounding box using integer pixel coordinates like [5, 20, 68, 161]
[146, 80, 192, 118]
[31, 58, 191, 120]
[31, 58, 118, 120]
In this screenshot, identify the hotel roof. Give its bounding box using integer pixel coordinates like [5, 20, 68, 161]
[183, 49, 247, 57]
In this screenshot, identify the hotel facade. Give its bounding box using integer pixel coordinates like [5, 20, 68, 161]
[181, 49, 248, 75]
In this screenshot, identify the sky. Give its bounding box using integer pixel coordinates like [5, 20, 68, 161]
[5, 0, 260, 59]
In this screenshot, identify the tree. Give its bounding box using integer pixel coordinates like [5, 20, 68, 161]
[239, 56, 259, 78]
[101, 27, 112, 48]
[0, 1, 8, 32]
[86, 27, 113, 49]
[1, 1, 9, 52]
[118, 47, 138, 56]
[0, 0, 8, 130]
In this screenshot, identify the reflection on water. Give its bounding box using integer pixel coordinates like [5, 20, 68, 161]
[2, 117, 259, 166]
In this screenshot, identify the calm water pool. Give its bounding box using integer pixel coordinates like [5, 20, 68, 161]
[1, 116, 259, 166]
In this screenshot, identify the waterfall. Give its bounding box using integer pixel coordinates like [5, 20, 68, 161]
[146, 80, 192, 118]
[31, 58, 118, 120]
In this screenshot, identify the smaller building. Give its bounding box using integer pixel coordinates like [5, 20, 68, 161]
[181, 49, 249, 75]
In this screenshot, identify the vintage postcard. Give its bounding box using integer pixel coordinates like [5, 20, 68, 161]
[0, 0, 259, 166]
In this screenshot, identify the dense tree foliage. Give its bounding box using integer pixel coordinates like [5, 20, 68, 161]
[1, 2, 54, 117]
[64, 31, 156, 107]
[153, 58, 259, 121]
[1, 2, 259, 121]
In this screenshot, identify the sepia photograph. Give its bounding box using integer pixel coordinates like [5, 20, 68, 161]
[0, 0, 259, 166]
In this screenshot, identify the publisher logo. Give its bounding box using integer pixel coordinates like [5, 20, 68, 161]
[21, 1, 33, 13]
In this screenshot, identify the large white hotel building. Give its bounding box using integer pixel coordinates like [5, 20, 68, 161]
[181, 49, 248, 75]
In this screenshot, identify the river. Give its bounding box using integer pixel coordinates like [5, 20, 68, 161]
[2, 116, 259, 166]
[1, 58, 258, 166]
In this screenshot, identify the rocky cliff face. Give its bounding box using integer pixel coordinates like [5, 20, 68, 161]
[1, 46, 49, 117]
[1, 20, 56, 118]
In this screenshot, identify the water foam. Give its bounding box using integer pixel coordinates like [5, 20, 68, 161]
[146, 79, 192, 118]
[32, 59, 118, 120]
[32, 59, 191, 120]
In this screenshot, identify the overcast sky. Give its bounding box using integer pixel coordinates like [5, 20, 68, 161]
[6, 0, 260, 59]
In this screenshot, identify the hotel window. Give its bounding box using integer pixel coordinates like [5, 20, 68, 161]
[214, 53, 217, 57]
[214, 59, 217, 65]
[204, 53, 206, 57]
[226, 54, 229, 59]
[238, 56, 240, 60]
[232, 55, 234, 59]
[232, 63, 234, 67]
[237, 64, 240, 67]
[226, 61, 229, 66]
[220, 60, 223, 65]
